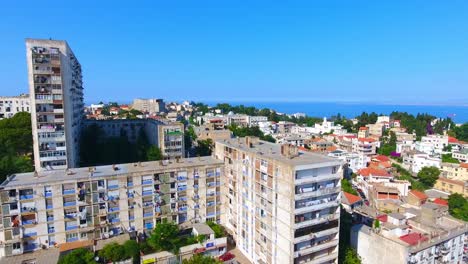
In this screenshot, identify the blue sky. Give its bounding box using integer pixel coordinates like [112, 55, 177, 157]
[0, 1, 467, 104]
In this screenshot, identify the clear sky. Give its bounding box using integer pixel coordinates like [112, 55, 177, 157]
[0, 1, 467, 104]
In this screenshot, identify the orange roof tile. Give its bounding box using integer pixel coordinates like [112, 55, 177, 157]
[373, 155, 390, 162]
[359, 127, 368, 130]
[433, 198, 448, 206]
[358, 137, 376, 142]
[343, 191, 362, 205]
[409, 190, 428, 200]
[358, 167, 391, 177]
[399, 233, 428, 246]
[460, 163, 468, 169]
[448, 136, 459, 143]
[377, 193, 399, 200]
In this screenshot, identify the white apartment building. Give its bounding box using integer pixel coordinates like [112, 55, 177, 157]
[26, 39, 84, 171]
[0, 94, 30, 119]
[132, 98, 166, 114]
[452, 149, 468, 163]
[376, 116, 390, 124]
[215, 137, 342, 264]
[415, 135, 449, 155]
[0, 157, 223, 259]
[351, 204, 468, 264]
[328, 150, 369, 176]
[403, 152, 441, 174]
[352, 138, 378, 156]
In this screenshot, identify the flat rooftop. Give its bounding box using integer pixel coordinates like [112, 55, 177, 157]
[0, 157, 223, 189]
[217, 138, 341, 167]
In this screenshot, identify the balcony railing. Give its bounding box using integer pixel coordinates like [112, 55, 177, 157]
[19, 194, 33, 200]
[65, 225, 78, 231]
[63, 189, 75, 195]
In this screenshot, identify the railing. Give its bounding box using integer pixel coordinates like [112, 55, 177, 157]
[22, 219, 36, 225]
[23, 232, 38, 238]
[108, 207, 120, 212]
[63, 201, 76, 207]
[63, 189, 75, 195]
[142, 190, 153, 196]
[44, 192, 53, 198]
[110, 218, 120, 223]
[178, 206, 188, 212]
[142, 179, 153, 185]
[19, 194, 33, 200]
[65, 225, 78, 231]
[143, 212, 154, 217]
[177, 186, 188, 191]
[108, 184, 119, 190]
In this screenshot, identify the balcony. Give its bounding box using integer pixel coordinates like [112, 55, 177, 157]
[108, 207, 120, 213]
[44, 191, 52, 198]
[177, 186, 188, 192]
[127, 182, 134, 187]
[294, 239, 339, 258]
[23, 243, 38, 252]
[178, 206, 188, 212]
[295, 213, 340, 229]
[22, 219, 37, 225]
[110, 218, 120, 223]
[177, 176, 187, 181]
[295, 227, 339, 244]
[108, 184, 119, 190]
[65, 225, 78, 231]
[142, 179, 153, 185]
[295, 174, 342, 185]
[63, 201, 77, 207]
[63, 189, 75, 195]
[295, 200, 340, 215]
[47, 216, 54, 222]
[142, 190, 153, 196]
[48, 228, 55, 234]
[23, 231, 38, 238]
[46, 204, 53, 210]
[143, 212, 154, 218]
[295, 187, 340, 200]
[19, 194, 33, 200]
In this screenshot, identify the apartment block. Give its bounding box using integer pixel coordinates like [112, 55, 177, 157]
[26, 39, 84, 171]
[351, 204, 468, 264]
[0, 157, 223, 258]
[0, 94, 30, 119]
[158, 122, 185, 159]
[215, 137, 343, 264]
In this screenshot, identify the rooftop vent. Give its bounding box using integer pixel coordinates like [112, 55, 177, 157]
[281, 144, 299, 159]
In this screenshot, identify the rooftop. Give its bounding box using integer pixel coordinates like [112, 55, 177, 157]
[216, 138, 341, 168]
[1, 157, 223, 189]
[342, 191, 362, 205]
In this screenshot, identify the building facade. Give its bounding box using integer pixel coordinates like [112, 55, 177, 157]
[0, 94, 30, 119]
[0, 157, 223, 258]
[26, 39, 84, 171]
[215, 137, 342, 264]
[158, 122, 185, 160]
[132, 98, 166, 114]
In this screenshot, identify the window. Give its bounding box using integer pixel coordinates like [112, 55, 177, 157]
[13, 242, 21, 250]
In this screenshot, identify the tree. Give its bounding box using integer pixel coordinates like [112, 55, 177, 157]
[341, 179, 358, 196]
[206, 221, 225, 238]
[182, 254, 222, 264]
[99, 242, 126, 262]
[442, 153, 459, 164]
[147, 146, 163, 161]
[0, 112, 34, 182]
[450, 123, 468, 141]
[417, 166, 440, 188]
[123, 240, 140, 264]
[448, 193, 468, 221]
[342, 248, 362, 264]
[195, 139, 214, 156]
[147, 220, 181, 253]
[58, 248, 97, 264]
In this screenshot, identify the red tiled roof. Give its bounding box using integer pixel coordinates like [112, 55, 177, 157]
[359, 127, 368, 130]
[377, 193, 399, 200]
[376, 214, 388, 222]
[460, 163, 468, 169]
[433, 198, 448, 206]
[359, 167, 391, 177]
[358, 137, 375, 142]
[343, 191, 362, 205]
[373, 155, 390, 162]
[399, 233, 428, 246]
[448, 136, 459, 143]
[409, 190, 428, 200]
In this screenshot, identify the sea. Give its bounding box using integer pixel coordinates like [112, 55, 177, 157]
[203, 101, 468, 123]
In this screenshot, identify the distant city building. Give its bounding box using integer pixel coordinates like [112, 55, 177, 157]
[0, 94, 30, 119]
[194, 123, 232, 142]
[132, 98, 166, 114]
[26, 39, 84, 171]
[215, 137, 342, 264]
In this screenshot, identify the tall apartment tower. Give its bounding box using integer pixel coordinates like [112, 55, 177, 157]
[215, 137, 343, 264]
[26, 39, 84, 171]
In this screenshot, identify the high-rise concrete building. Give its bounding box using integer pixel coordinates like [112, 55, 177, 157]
[26, 39, 84, 171]
[0, 94, 30, 119]
[132, 98, 166, 114]
[215, 137, 343, 264]
[158, 122, 185, 160]
[0, 157, 223, 258]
